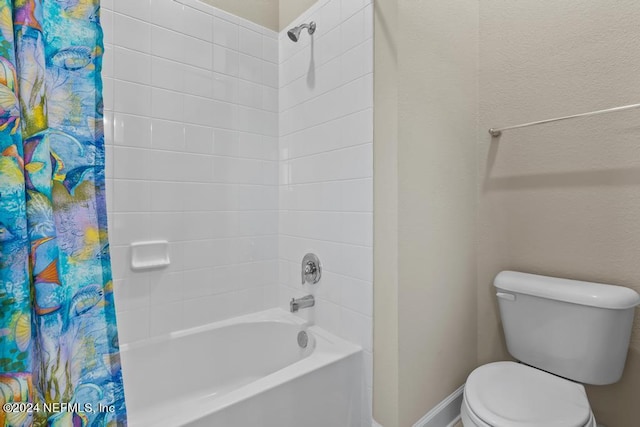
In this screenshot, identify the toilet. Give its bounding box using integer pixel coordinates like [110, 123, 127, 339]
[461, 271, 640, 427]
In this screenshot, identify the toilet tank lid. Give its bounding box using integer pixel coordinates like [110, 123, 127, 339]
[494, 271, 640, 310]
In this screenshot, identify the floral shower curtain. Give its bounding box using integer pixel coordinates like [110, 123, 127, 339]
[0, 0, 126, 425]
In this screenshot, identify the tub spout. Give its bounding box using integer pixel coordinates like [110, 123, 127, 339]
[290, 295, 315, 312]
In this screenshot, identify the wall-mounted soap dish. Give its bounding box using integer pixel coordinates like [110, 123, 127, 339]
[130, 240, 170, 271]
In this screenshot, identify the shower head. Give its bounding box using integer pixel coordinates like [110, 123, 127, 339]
[287, 21, 316, 42]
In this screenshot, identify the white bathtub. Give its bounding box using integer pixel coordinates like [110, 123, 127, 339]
[120, 308, 363, 427]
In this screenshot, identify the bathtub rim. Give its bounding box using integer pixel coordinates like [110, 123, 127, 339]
[120, 307, 320, 351]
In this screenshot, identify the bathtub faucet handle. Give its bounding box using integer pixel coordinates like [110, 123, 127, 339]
[301, 253, 322, 285]
[304, 261, 316, 276]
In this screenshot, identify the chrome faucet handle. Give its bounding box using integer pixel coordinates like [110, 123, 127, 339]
[304, 261, 316, 275]
[301, 253, 321, 285]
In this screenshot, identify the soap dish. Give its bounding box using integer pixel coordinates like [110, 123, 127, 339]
[130, 240, 170, 271]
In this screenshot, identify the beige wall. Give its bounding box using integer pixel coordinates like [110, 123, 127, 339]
[201, 0, 279, 31]
[278, 0, 318, 30]
[396, 0, 478, 425]
[373, 0, 400, 425]
[374, 0, 479, 425]
[478, 1, 640, 426]
[200, 0, 317, 31]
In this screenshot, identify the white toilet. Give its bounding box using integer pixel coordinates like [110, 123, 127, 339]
[461, 271, 640, 427]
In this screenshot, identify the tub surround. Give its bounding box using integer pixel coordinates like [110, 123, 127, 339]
[277, 0, 374, 423]
[103, 0, 373, 426]
[103, 0, 279, 343]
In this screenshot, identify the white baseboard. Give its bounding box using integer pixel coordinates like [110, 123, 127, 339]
[412, 384, 465, 427]
[446, 415, 461, 427]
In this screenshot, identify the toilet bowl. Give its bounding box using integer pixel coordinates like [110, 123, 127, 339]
[460, 362, 597, 427]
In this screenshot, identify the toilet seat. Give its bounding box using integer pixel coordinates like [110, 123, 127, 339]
[463, 362, 595, 427]
[461, 395, 597, 427]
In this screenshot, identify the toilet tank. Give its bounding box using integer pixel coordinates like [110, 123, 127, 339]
[494, 271, 640, 385]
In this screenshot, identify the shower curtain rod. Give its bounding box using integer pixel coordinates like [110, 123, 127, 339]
[488, 102, 640, 137]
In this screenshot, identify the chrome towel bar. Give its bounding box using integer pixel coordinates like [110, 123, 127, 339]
[489, 102, 640, 137]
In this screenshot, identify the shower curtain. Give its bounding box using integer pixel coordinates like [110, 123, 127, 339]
[0, 0, 126, 426]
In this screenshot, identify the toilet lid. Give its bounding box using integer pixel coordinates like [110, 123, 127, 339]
[465, 362, 591, 427]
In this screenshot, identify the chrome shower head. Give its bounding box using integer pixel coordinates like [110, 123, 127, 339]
[287, 21, 316, 42]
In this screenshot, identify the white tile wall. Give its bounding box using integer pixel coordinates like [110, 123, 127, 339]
[278, 1, 374, 426]
[103, 0, 279, 343]
[103, 0, 372, 424]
